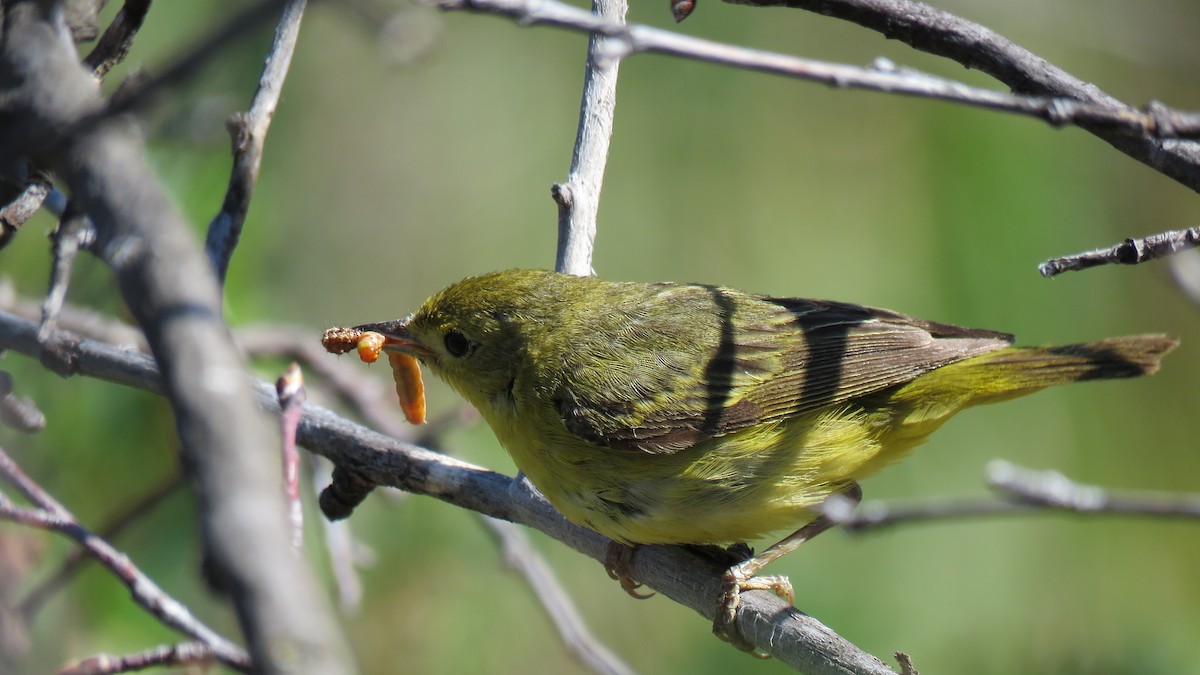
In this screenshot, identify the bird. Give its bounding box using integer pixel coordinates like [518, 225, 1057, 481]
[343, 268, 1177, 653]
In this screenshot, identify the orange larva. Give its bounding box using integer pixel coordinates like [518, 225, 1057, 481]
[388, 352, 426, 425]
[356, 332, 386, 364]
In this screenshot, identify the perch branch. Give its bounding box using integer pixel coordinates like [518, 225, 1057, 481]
[0, 312, 897, 675]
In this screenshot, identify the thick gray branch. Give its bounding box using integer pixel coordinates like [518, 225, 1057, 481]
[0, 4, 353, 673]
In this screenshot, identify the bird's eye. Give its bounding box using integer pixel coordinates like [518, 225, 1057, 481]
[443, 329, 472, 357]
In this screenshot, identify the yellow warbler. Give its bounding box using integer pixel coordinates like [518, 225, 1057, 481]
[339, 268, 1177, 651]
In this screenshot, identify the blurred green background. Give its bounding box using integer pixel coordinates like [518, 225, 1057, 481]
[3, 0, 1200, 673]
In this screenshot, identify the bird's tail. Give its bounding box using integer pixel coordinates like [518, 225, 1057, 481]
[861, 334, 1177, 476]
[891, 334, 1179, 415]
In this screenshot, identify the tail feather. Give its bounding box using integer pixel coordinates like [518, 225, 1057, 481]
[863, 334, 1177, 472]
[978, 334, 1179, 386]
[892, 334, 1179, 412]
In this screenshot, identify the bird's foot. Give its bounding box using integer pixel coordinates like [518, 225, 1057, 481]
[604, 541, 654, 599]
[713, 562, 794, 658]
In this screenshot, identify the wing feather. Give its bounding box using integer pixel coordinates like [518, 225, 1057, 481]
[553, 285, 1012, 454]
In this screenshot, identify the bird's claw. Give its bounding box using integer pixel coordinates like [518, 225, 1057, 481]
[713, 565, 794, 658]
[604, 541, 654, 599]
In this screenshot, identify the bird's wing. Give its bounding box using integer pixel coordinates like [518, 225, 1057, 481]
[554, 288, 1013, 455]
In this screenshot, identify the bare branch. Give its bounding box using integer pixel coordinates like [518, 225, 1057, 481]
[17, 471, 182, 621]
[0, 369, 46, 433]
[39, 202, 94, 346]
[311, 457, 369, 614]
[823, 492, 1037, 533]
[553, 0, 626, 277]
[0, 446, 251, 671]
[1038, 227, 1200, 278]
[481, 516, 636, 675]
[987, 460, 1200, 518]
[83, 0, 154, 78]
[0, 5, 353, 671]
[277, 363, 307, 550]
[0, 279, 146, 350]
[0, 176, 51, 249]
[0, 0, 287, 164]
[721, 0, 1200, 193]
[427, 0, 1200, 156]
[0, 312, 896, 674]
[206, 0, 307, 286]
[823, 460, 1200, 533]
[59, 641, 240, 675]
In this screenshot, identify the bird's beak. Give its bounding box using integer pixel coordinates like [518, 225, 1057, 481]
[354, 319, 435, 359]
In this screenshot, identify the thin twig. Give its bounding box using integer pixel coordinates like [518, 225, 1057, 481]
[823, 492, 1038, 533]
[481, 516, 637, 675]
[422, 430, 627, 675]
[59, 641, 234, 675]
[427, 0, 1200, 148]
[823, 460, 1200, 533]
[0, 176, 52, 250]
[82, 0, 154, 79]
[552, 0, 627, 277]
[894, 652, 919, 675]
[719, 0, 1200, 193]
[17, 470, 183, 621]
[0, 280, 146, 350]
[0, 447, 250, 670]
[311, 456, 369, 614]
[0, 0, 288, 163]
[1038, 227, 1200, 278]
[39, 202, 94, 345]
[987, 460, 1200, 517]
[277, 363, 307, 550]
[206, 0, 307, 286]
[0, 369, 46, 433]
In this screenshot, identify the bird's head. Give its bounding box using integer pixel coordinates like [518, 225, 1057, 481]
[357, 269, 569, 407]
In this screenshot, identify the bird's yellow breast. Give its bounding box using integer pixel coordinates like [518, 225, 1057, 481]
[482, 395, 917, 545]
